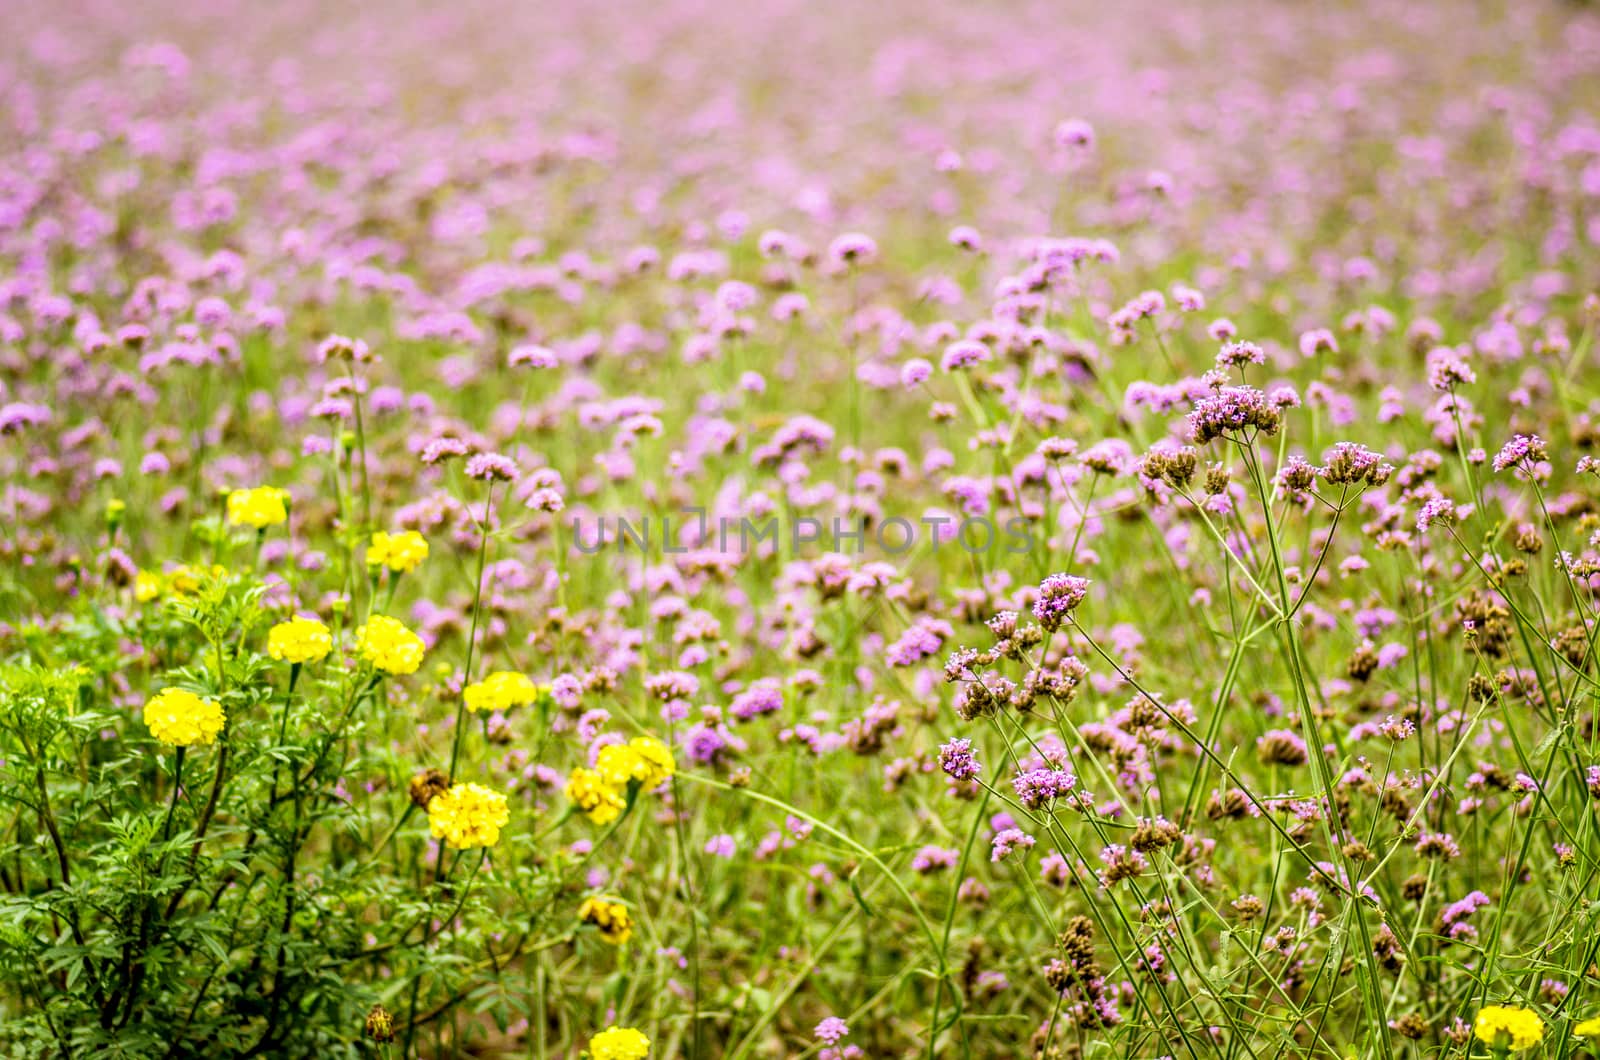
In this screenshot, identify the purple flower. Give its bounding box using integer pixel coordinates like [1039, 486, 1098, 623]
[1441, 891, 1490, 928]
[1320, 442, 1390, 487]
[814, 1017, 849, 1045]
[827, 233, 877, 266]
[911, 845, 959, 874]
[684, 723, 738, 765]
[420, 437, 471, 465]
[939, 738, 981, 781]
[550, 674, 582, 709]
[316, 333, 372, 363]
[509, 344, 559, 369]
[1414, 831, 1462, 860]
[948, 225, 982, 251]
[900, 358, 933, 388]
[1427, 348, 1476, 390]
[1013, 768, 1077, 810]
[940, 340, 991, 371]
[0, 403, 52, 435]
[1298, 328, 1338, 358]
[730, 679, 784, 721]
[1053, 118, 1095, 149]
[887, 618, 952, 667]
[1492, 433, 1548, 472]
[991, 828, 1036, 862]
[465, 452, 519, 482]
[1216, 340, 1265, 368]
[310, 397, 353, 421]
[1416, 496, 1456, 532]
[1187, 386, 1282, 444]
[1031, 574, 1090, 631]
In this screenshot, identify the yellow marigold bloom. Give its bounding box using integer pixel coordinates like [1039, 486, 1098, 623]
[564, 766, 625, 825]
[169, 565, 200, 595]
[366, 530, 429, 574]
[1577, 1017, 1600, 1038]
[588, 1031, 649, 1060]
[588, 1026, 650, 1060]
[628, 736, 675, 787]
[267, 616, 333, 664]
[427, 782, 510, 849]
[594, 744, 637, 788]
[356, 615, 426, 675]
[1473, 1005, 1544, 1051]
[596, 736, 676, 791]
[167, 563, 227, 596]
[463, 671, 540, 714]
[134, 571, 163, 602]
[225, 486, 290, 529]
[577, 896, 633, 945]
[144, 688, 227, 748]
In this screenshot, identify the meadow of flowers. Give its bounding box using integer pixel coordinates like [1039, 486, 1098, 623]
[3, 0, 1600, 1056]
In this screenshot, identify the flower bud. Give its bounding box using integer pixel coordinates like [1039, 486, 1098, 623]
[408, 767, 450, 809]
[364, 1003, 396, 1043]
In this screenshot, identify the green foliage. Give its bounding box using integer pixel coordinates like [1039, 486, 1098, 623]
[0, 576, 564, 1058]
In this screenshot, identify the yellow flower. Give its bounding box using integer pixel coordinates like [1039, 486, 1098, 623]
[596, 736, 676, 791]
[427, 782, 510, 849]
[577, 895, 633, 944]
[463, 671, 540, 714]
[564, 766, 625, 825]
[267, 616, 333, 664]
[366, 530, 429, 574]
[588, 1026, 650, 1060]
[167, 563, 227, 596]
[356, 615, 426, 675]
[169, 565, 201, 595]
[628, 736, 675, 787]
[225, 486, 290, 529]
[144, 688, 227, 748]
[134, 571, 163, 602]
[1473, 1005, 1544, 1051]
[1576, 1016, 1600, 1038]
